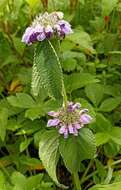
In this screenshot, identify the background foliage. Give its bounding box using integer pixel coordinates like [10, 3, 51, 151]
[1, 0, 121, 189]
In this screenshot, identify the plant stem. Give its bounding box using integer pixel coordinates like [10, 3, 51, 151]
[80, 160, 93, 184]
[81, 159, 121, 184]
[73, 173, 82, 190]
[62, 81, 68, 108]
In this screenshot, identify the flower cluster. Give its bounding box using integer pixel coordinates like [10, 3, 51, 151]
[22, 11, 73, 45]
[47, 102, 92, 138]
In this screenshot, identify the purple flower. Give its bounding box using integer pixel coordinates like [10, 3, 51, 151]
[47, 102, 92, 138]
[22, 12, 73, 45]
[80, 114, 92, 124]
[47, 119, 60, 127]
[57, 20, 73, 37]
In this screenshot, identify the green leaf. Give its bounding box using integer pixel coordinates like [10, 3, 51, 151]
[78, 128, 96, 161]
[62, 58, 77, 72]
[31, 40, 63, 100]
[26, 174, 43, 190]
[11, 172, 26, 190]
[7, 93, 35, 108]
[85, 84, 104, 107]
[109, 127, 121, 145]
[59, 136, 81, 173]
[0, 108, 8, 141]
[89, 182, 121, 190]
[99, 97, 121, 112]
[95, 113, 112, 132]
[64, 73, 99, 93]
[39, 130, 66, 188]
[95, 159, 107, 181]
[0, 170, 6, 189]
[102, 0, 118, 16]
[67, 29, 95, 54]
[20, 138, 33, 152]
[104, 141, 120, 157]
[95, 133, 110, 146]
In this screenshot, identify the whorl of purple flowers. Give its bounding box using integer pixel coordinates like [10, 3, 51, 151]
[47, 102, 92, 138]
[22, 12, 73, 45]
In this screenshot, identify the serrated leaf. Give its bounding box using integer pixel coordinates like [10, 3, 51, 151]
[59, 136, 81, 173]
[59, 128, 96, 173]
[31, 40, 63, 101]
[78, 128, 96, 161]
[39, 130, 66, 188]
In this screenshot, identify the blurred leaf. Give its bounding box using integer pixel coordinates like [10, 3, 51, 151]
[95, 113, 112, 132]
[104, 141, 120, 157]
[0, 108, 8, 141]
[109, 127, 121, 145]
[64, 73, 99, 93]
[95, 159, 107, 181]
[95, 133, 110, 146]
[20, 138, 33, 152]
[26, 174, 43, 190]
[89, 182, 121, 190]
[7, 93, 35, 108]
[102, 0, 118, 16]
[67, 28, 96, 54]
[99, 97, 121, 112]
[85, 83, 104, 107]
[11, 171, 26, 190]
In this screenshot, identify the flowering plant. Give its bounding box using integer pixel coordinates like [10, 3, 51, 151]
[21, 11, 96, 190]
[22, 12, 72, 45]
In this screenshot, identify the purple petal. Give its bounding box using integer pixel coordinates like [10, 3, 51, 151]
[22, 27, 34, 44]
[47, 119, 60, 127]
[37, 32, 46, 41]
[45, 25, 53, 33]
[45, 25, 53, 38]
[80, 114, 92, 124]
[48, 111, 60, 117]
[67, 102, 74, 112]
[68, 124, 74, 134]
[34, 25, 43, 33]
[73, 127, 78, 136]
[64, 128, 68, 138]
[73, 103, 81, 109]
[74, 123, 81, 129]
[58, 20, 73, 35]
[59, 126, 66, 134]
